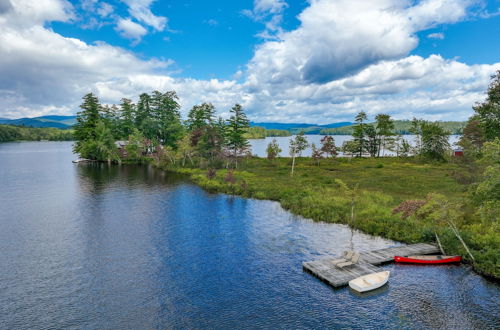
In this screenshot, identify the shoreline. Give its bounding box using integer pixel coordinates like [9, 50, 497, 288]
[155, 157, 498, 281]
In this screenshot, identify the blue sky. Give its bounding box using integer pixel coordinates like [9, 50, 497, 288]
[0, 0, 499, 122]
[51, 0, 310, 80]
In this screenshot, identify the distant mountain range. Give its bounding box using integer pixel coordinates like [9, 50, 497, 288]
[0, 116, 466, 135]
[1, 116, 353, 133]
[250, 121, 352, 134]
[0, 115, 77, 129]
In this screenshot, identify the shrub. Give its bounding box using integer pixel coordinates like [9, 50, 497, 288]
[224, 170, 236, 184]
[392, 199, 427, 219]
[206, 168, 217, 179]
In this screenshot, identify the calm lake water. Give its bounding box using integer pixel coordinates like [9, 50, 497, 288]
[249, 135, 461, 157]
[0, 141, 498, 329]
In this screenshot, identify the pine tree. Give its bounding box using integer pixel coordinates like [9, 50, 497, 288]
[226, 104, 250, 158]
[74, 93, 102, 142]
[119, 98, 136, 139]
[186, 103, 215, 131]
[73, 93, 103, 158]
[364, 125, 379, 157]
[352, 111, 368, 157]
[150, 90, 183, 148]
[135, 92, 152, 137]
[375, 114, 395, 157]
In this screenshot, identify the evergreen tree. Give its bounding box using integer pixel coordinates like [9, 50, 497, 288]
[135, 92, 152, 137]
[78, 120, 118, 162]
[352, 111, 368, 157]
[375, 114, 395, 157]
[119, 98, 136, 139]
[101, 104, 121, 139]
[226, 104, 250, 158]
[73, 93, 103, 158]
[74, 93, 102, 142]
[150, 90, 183, 148]
[364, 125, 379, 157]
[186, 103, 215, 131]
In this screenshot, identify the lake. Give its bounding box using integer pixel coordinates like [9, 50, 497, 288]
[249, 135, 461, 157]
[0, 141, 498, 329]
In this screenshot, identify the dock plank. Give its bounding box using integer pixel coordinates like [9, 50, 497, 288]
[303, 243, 440, 287]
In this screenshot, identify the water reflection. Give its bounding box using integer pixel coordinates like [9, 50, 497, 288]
[349, 283, 390, 298]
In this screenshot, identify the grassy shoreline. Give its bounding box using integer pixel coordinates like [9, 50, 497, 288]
[158, 157, 498, 280]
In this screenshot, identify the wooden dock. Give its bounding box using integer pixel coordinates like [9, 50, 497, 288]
[303, 243, 440, 288]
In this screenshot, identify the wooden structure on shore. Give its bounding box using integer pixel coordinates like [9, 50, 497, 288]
[303, 243, 440, 288]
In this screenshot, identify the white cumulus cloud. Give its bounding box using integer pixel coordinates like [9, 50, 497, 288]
[115, 18, 147, 44]
[243, 0, 288, 39]
[122, 0, 167, 31]
[0, 0, 499, 124]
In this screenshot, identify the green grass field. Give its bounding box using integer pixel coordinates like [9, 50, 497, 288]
[240, 157, 465, 203]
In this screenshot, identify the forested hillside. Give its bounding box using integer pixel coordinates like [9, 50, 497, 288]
[321, 120, 466, 135]
[0, 125, 74, 142]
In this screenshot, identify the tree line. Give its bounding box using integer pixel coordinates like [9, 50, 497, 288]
[0, 124, 73, 142]
[73, 91, 251, 167]
[74, 89, 456, 175]
[320, 120, 466, 135]
[263, 110, 454, 175]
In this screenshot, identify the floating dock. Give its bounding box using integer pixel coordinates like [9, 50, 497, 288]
[303, 243, 440, 287]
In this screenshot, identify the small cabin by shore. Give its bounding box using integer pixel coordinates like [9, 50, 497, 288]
[453, 148, 464, 157]
[115, 140, 129, 157]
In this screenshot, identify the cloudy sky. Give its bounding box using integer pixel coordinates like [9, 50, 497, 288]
[0, 0, 499, 123]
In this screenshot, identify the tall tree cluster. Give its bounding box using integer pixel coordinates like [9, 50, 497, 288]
[74, 91, 251, 166]
[344, 111, 452, 160]
[344, 111, 400, 158]
[74, 91, 184, 161]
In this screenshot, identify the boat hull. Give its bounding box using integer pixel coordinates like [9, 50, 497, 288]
[348, 271, 390, 293]
[394, 255, 461, 264]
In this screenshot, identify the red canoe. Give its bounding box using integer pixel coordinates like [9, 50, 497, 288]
[394, 255, 462, 264]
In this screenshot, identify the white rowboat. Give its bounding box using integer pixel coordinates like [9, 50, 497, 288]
[348, 271, 390, 293]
